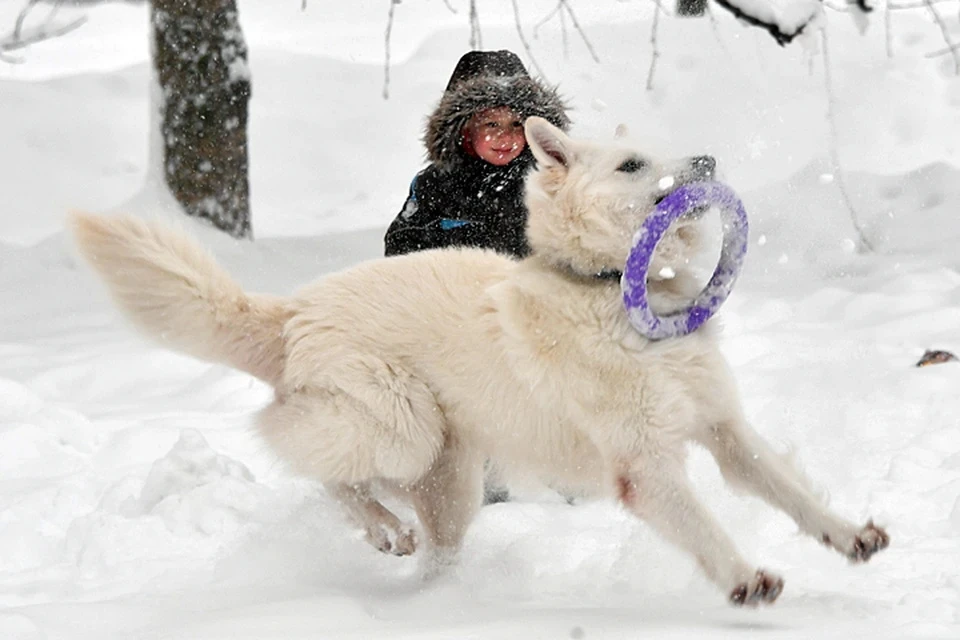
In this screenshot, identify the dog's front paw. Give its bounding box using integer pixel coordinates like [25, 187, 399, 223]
[729, 570, 784, 607]
[365, 524, 418, 556]
[847, 520, 889, 563]
[821, 520, 890, 563]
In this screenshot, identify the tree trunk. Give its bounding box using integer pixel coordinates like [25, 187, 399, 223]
[151, 0, 252, 239]
[677, 0, 708, 17]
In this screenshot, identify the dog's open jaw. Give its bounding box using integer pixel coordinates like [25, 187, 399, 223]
[522, 117, 709, 286]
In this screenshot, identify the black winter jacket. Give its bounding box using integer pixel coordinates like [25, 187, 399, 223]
[384, 50, 570, 260]
[384, 154, 534, 258]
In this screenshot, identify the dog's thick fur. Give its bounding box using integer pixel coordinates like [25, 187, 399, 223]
[69, 118, 888, 606]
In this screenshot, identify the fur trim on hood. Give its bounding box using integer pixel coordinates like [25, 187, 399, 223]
[424, 71, 571, 171]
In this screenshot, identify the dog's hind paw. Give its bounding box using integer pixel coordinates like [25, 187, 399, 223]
[821, 520, 890, 564]
[393, 528, 418, 556]
[729, 570, 784, 607]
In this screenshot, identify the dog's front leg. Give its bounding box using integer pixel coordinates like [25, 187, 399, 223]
[327, 482, 418, 556]
[615, 457, 784, 606]
[700, 421, 889, 564]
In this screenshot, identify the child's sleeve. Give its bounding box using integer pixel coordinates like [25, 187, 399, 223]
[384, 172, 440, 256]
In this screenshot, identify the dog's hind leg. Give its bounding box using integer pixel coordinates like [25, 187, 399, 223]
[255, 356, 448, 557]
[699, 420, 889, 564]
[406, 432, 484, 574]
[327, 482, 417, 556]
[617, 456, 784, 606]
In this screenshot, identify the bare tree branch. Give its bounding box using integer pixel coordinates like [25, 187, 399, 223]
[534, 1, 564, 36]
[705, 3, 735, 58]
[884, 0, 893, 57]
[926, 42, 960, 56]
[532, 0, 564, 60]
[441, 0, 457, 13]
[646, 0, 662, 90]
[383, 0, 399, 99]
[534, 1, 600, 63]
[820, 27, 875, 252]
[509, 0, 546, 77]
[561, 0, 600, 63]
[468, 0, 482, 50]
[1, 12, 87, 63]
[921, 0, 960, 74]
[15, 0, 46, 41]
[888, 0, 955, 8]
[559, 5, 569, 59]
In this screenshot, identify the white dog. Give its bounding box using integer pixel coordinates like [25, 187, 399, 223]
[69, 117, 888, 606]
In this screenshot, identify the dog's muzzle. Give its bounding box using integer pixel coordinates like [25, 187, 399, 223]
[653, 155, 718, 217]
[690, 155, 716, 181]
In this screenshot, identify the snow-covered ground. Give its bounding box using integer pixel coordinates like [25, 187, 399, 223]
[2, 1, 959, 637]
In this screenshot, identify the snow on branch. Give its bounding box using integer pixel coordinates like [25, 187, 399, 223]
[711, 0, 822, 46]
[714, 0, 874, 46]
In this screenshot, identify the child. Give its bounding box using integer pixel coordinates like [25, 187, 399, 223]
[384, 50, 571, 259]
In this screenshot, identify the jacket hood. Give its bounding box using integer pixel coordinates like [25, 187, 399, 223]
[424, 63, 571, 171]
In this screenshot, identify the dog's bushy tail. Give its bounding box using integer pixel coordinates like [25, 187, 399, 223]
[69, 212, 293, 387]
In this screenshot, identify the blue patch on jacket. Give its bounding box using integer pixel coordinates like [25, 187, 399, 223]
[440, 219, 473, 230]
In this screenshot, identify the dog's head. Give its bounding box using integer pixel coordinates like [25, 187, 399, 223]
[523, 117, 715, 281]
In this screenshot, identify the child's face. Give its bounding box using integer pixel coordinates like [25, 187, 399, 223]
[462, 107, 526, 166]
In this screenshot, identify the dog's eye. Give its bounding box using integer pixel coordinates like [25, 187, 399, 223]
[617, 158, 646, 174]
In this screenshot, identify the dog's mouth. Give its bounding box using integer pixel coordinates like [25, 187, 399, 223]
[653, 180, 712, 220]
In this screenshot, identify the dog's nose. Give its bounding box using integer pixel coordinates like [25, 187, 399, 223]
[691, 155, 716, 179]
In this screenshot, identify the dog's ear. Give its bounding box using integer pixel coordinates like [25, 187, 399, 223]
[615, 123, 629, 139]
[525, 116, 574, 169]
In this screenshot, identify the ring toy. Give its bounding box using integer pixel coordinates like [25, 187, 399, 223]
[621, 181, 749, 340]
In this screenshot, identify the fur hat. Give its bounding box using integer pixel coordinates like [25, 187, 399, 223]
[424, 50, 571, 171]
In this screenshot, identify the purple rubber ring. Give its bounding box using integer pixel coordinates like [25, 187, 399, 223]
[621, 181, 748, 340]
